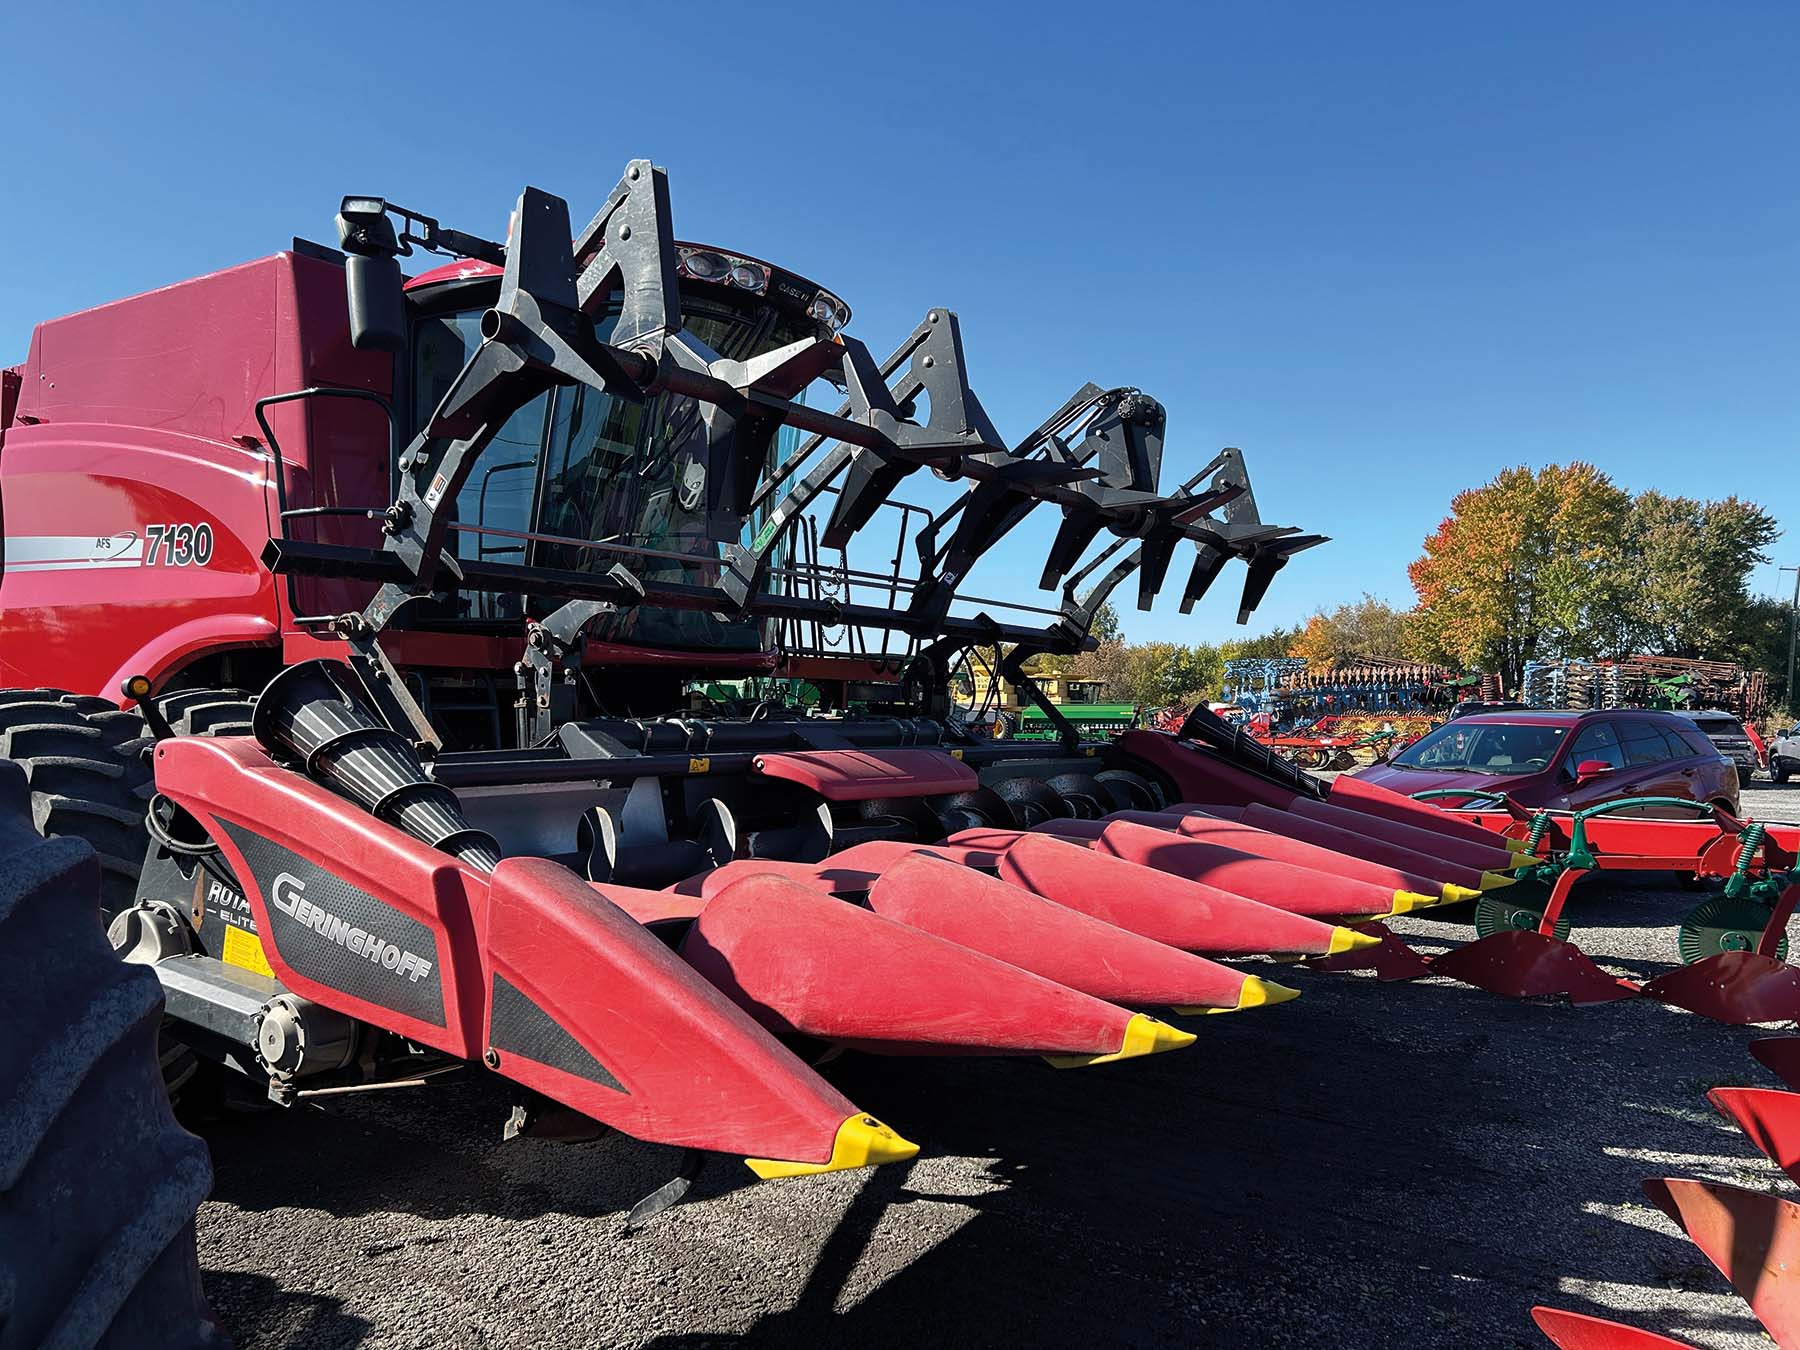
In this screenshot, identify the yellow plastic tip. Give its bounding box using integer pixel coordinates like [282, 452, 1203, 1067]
[1175, 975, 1303, 1016]
[1044, 1013, 1197, 1067]
[1441, 883, 1483, 904]
[1478, 871, 1517, 891]
[1388, 890, 1442, 915]
[1505, 837, 1530, 854]
[1328, 925, 1384, 956]
[744, 1113, 920, 1180]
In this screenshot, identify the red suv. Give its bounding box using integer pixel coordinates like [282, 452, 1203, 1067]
[1354, 709, 1741, 814]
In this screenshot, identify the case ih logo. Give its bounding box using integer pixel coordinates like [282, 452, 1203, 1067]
[270, 873, 435, 984]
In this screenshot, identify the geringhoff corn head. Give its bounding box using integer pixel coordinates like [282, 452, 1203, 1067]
[15, 156, 1800, 1349]
[0, 156, 1368, 1240]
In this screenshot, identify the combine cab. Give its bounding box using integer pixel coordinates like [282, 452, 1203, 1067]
[0, 158, 1336, 1205]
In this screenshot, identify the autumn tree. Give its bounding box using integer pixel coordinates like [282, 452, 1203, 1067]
[1407, 463, 1632, 692]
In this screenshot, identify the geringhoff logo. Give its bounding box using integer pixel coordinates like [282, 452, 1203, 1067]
[270, 872, 434, 984]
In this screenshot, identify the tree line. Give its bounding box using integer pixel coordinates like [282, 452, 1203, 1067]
[1043, 463, 1782, 707]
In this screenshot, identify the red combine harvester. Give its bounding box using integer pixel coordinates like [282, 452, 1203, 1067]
[10, 157, 1792, 1347]
[3, 154, 1414, 1275]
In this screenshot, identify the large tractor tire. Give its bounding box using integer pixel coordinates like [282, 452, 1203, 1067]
[0, 759, 226, 1348]
[0, 687, 256, 1102]
[0, 689, 254, 917]
[0, 691, 159, 915]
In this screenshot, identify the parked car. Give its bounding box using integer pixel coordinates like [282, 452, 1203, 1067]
[1769, 725, 1800, 785]
[1447, 699, 1532, 720]
[1353, 709, 1741, 814]
[1676, 710, 1759, 788]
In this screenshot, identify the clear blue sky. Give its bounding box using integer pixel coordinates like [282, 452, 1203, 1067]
[4, 2, 1796, 643]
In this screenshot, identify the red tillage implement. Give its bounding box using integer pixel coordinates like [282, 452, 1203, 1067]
[1529, 1037, 1800, 1347]
[1424, 794, 1800, 1022]
[1068, 765, 1800, 1022]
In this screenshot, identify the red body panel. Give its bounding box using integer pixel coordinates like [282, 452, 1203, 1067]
[1326, 772, 1518, 849]
[751, 748, 976, 801]
[1708, 1087, 1800, 1186]
[1279, 795, 1514, 873]
[1427, 928, 1641, 1005]
[1111, 731, 1514, 874]
[0, 254, 391, 695]
[866, 853, 1257, 1011]
[1112, 731, 1296, 811]
[1751, 1037, 1800, 1091]
[1236, 801, 1487, 889]
[1530, 1308, 1699, 1350]
[152, 737, 861, 1165]
[1099, 807, 1465, 894]
[1038, 818, 1408, 920]
[156, 737, 483, 1055]
[482, 859, 856, 1160]
[1639, 952, 1800, 1025]
[1450, 807, 1800, 877]
[678, 873, 1141, 1057]
[979, 829, 1353, 957]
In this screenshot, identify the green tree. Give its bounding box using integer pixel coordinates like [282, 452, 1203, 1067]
[1618, 492, 1779, 661]
[1407, 462, 1632, 691]
[1220, 625, 1303, 662]
[1288, 595, 1410, 665]
[1087, 601, 1123, 644]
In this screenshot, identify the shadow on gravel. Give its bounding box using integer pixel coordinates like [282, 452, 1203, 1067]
[197, 1071, 751, 1225]
[645, 923, 1784, 1347]
[204, 1270, 371, 1349]
[197, 875, 1796, 1348]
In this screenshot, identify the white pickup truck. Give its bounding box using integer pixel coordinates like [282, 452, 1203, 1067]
[1771, 724, 1800, 784]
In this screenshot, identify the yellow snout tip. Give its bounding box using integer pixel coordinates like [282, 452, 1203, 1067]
[1388, 890, 1442, 915]
[745, 1113, 920, 1179]
[1175, 975, 1303, 1017]
[1441, 883, 1483, 904]
[1479, 871, 1518, 890]
[1328, 925, 1383, 956]
[1044, 1013, 1197, 1067]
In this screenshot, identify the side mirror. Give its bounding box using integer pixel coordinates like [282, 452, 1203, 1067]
[344, 252, 407, 353]
[337, 199, 408, 353]
[1574, 759, 1614, 782]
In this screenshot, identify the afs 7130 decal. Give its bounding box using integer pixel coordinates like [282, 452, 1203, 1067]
[7, 526, 213, 573]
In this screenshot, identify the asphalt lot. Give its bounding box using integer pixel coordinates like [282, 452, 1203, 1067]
[192, 780, 1800, 1349]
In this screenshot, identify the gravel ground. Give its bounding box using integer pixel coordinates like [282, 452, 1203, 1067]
[192, 782, 1800, 1349]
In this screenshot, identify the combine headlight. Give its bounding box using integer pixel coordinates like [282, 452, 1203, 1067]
[808, 295, 848, 333]
[680, 249, 731, 282]
[730, 261, 767, 291]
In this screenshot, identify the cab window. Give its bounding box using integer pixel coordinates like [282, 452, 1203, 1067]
[412, 310, 549, 621]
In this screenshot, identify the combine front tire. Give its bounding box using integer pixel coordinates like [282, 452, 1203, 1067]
[0, 688, 255, 916]
[0, 760, 224, 1348]
[0, 691, 157, 914]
